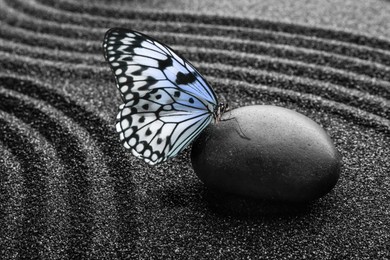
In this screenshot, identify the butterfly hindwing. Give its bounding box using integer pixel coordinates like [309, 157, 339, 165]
[104, 28, 218, 165]
[116, 90, 213, 165]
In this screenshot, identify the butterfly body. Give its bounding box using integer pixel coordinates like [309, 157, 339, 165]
[103, 28, 227, 165]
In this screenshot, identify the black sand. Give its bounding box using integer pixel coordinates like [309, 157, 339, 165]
[0, 0, 389, 259]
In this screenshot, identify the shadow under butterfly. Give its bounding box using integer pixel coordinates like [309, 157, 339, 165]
[103, 28, 228, 165]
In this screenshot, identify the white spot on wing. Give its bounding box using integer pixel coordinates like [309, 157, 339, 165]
[121, 85, 129, 93]
[121, 119, 130, 130]
[116, 122, 121, 132]
[124, 128, 133, 138]
[144, 149, 151, 157]
[122, 108, 131, 116]
[136, 143, 144, 152]
[129, 138, 136, 146]
[125, 93, 133, 100]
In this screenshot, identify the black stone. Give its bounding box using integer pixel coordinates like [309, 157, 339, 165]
[191, 105, 341, 203]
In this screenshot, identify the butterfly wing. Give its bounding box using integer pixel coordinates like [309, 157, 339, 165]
[103, 28, 218, 165]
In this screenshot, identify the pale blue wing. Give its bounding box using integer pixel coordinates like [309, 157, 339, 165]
[103, 28, 218, 165]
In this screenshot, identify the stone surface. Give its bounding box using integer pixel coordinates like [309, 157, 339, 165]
[191, 105, 341, 203]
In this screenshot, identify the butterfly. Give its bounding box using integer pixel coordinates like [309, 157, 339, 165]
[103, 28, 228, 165]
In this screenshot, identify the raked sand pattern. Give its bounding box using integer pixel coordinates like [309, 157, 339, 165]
[0, 0, 389, 259]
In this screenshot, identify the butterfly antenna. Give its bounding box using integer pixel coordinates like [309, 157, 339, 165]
[221, 112, 251, 140]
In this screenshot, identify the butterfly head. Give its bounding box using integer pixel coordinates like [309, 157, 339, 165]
[214, 103, 229, 122]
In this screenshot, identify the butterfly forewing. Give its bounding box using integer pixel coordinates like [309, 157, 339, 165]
[104, 28, 218, 165]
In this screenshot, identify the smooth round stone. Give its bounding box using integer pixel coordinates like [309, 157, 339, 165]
[191, 105, 341, 203]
